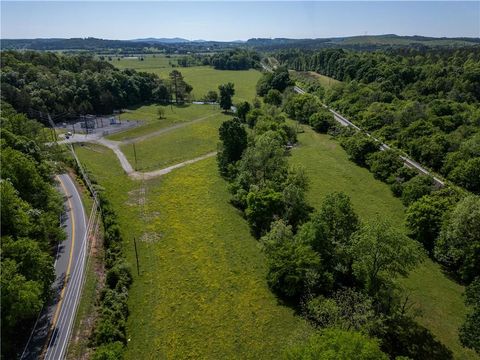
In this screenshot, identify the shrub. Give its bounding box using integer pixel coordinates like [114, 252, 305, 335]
[401, 175, 435, 206]
[341, 133, 379, 166]
[366, 150, 403, 182]
[309, 110, 335, 133]
[92, 342, 124, 360]
[284, 328, 388, 360]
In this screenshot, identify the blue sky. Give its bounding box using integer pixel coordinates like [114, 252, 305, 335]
[1, 1, 479, 40]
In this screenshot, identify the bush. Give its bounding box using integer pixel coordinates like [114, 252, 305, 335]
[284, 328, 388, 360]
[366, 150, 403, 182]
[400, 175, 435, 206]
[309, 110, 335, 133]
[341, 133, 379, 166]
[92, 342, 124, 360]
[264, 89, 283, 106]
[106, 262, 133, 290]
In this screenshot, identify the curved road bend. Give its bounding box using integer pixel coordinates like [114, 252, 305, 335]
[21, 174, 87, 360]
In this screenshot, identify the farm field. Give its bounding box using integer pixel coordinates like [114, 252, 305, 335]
[111, 55, 262, 103]
[110, 104, 219, 141]
[290, 126, 478, 360]
[75, 144, 312, 359]
[121, 113, 228, 171]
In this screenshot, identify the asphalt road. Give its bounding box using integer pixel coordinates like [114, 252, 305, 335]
[21, 174, 87, 360]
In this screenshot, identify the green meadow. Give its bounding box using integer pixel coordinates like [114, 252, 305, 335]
[121, 113, 228, 171]
[290, 126, 477, 360]
[112, 55, 262, 103]
[109, 104, 219, 141]
[73, 62, 477, 359]
[75, 144, 312, 359]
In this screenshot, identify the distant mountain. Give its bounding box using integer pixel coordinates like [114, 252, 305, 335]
[130, 37, 190, 43]
[1, 35, 478, 52]
[246, 35, 480, 50]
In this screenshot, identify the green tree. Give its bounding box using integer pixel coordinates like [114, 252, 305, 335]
[309, 109, 335, 133]
[341, 133, 379, 166]
[459, 277, 480, 354]
[261, 220, 323, 298]
[246, 188, 284, 237]
[217, 118, 248, 177]
[218, 82, 235, 112]
[400, 175, 435, 206]
[264, 89, 283, 106]
[350, 219, 424, 296]
[169, 70, 192, 103]
[284, 93, 323, 124]
[284, 328, 388, 360]
[305, 289, 379, 334]
[236, 101, 251, 122]
[405, 190, 458, 253]
[435, 195, 480, 283]
[449, 157, 480, 194]
[366, 150, 403, 182]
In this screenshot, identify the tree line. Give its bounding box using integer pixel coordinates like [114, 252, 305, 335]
[209, 49, 260, 70]
[275, 47, 480, 193]
[215, 70, 463, 358]
[282, 86, 480, 355]
[0, 51, 193, 120]
[0, 103, 66, 358]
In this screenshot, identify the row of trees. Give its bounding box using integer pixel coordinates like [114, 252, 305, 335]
[216, 72, 455, 358]
[0, 103, 66, 358]
[209, 49, 260, 70]
[276, 47, 480, 193]
[1, 51, 193, 119]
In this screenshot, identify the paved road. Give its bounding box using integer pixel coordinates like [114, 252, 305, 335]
[21, 174, 87, 360]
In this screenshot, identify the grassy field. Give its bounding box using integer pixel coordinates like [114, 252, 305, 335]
[109, 104, 219, 141]
[111, 55, 261, 103]
[111, 54, 182, 71]
[75, 144, 312, 359]
[121, 113, 228, 171]
[291, 126, 478, 360]
[290, 70, 341, 90]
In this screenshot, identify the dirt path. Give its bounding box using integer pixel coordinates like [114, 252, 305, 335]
[60, 118, 218, 180]
[129, 152, 217, 180]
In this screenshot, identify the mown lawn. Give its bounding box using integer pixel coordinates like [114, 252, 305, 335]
[290, 126, 478, 360]
[109, 104, 219, 141]
[75, 144, 312, 360]
[112, 55, 261, 103]
[121, 113, 228, 171]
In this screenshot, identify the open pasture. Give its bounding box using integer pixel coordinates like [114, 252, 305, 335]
[75, 144, 312, 359]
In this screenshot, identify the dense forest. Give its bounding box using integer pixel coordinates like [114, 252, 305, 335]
[277, 47, 480, 194]
[0, 51, 182, 120]
[0, 103, 66, 358]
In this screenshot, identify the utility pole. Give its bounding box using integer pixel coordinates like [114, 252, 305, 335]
[133, 143, 138, 171]
[133, 237, 140, 276]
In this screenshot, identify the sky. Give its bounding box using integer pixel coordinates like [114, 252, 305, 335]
[1, 1, 479, 40]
